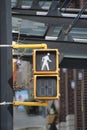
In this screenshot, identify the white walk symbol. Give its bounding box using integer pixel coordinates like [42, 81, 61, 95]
[41, 53, 52, 70]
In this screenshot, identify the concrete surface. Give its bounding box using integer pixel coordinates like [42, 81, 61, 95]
[13, 108, 47, 130]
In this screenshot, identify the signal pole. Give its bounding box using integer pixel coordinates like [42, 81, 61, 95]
[0, 0, 13, 130]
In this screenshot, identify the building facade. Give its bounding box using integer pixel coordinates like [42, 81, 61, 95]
[59, 68, 87, 130]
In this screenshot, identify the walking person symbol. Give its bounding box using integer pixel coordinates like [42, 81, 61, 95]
[41, 53, 52, 71]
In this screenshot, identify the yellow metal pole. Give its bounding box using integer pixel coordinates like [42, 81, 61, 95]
[13, 43, 48, 106]
[13, 101, 48, 106]
[12, 43, 47, 49]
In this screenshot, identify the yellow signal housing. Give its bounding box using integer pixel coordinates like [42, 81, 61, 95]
[33, 75, 60, 100]
[33, 49, 59, 75]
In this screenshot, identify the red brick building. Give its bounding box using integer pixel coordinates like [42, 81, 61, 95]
[59, 69, 87, 130]
[63, 0, 87, 8]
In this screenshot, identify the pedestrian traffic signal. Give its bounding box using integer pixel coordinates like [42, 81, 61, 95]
[33, 49, 59, 74]
[34, 75, 60, 100]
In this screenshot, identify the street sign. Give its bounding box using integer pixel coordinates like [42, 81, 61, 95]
[34, 75, 60, 100]
[33, 49, 59, 74]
